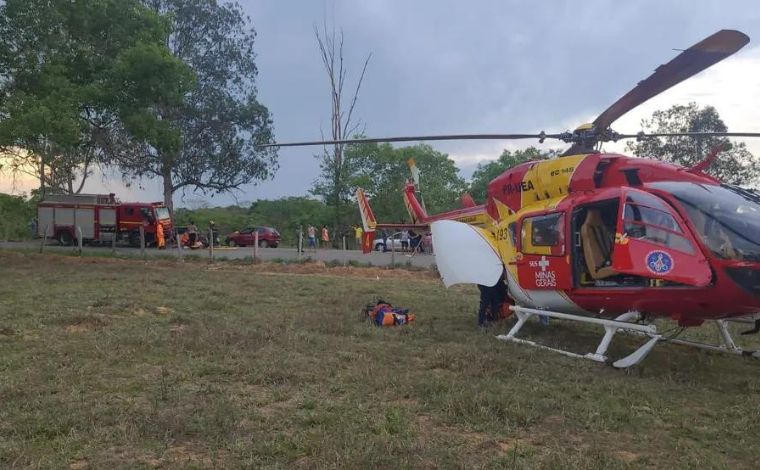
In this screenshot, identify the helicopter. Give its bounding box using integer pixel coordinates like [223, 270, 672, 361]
[264, 29, 760, 368]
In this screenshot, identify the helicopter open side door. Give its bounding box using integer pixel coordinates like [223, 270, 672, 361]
[611, 188, 712, 287]
[431, 220, 503, 288]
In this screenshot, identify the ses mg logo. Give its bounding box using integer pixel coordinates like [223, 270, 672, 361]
[646, 250, 674, 275]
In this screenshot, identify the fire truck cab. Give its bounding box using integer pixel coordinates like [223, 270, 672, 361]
[37, 193, 173, 247]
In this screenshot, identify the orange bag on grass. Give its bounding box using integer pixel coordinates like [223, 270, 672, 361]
[367, 302, 415, 326]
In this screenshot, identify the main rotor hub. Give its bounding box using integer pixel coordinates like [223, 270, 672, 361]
[556, 124, 622, 149]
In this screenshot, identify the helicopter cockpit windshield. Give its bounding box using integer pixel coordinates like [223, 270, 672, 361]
[651, 182, 760, 262]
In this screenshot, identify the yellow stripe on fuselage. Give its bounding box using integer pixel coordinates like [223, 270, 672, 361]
[519, 155, 586, 208]
[494, 154, 588, 283]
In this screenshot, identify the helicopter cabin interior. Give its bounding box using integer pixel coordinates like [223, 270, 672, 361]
[514, 189, 699, 289]
[571, 190, 695, 288]
[570, 198, 645, 288]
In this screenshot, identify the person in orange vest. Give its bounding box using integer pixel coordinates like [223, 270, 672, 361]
[321, 225, 329, 248]
[156, 222, 166, 249]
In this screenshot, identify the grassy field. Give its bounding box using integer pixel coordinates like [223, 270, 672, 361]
[2, 251, 760, 468]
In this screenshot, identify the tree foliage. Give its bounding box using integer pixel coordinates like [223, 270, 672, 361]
[0, 192, 35, 241]
[625, 103, 760, 185]
[121, 0, 278, 211]
[0, 0, 190, 196]
[342, 142, 466, 222]
[174, 197, 332, 246]
[468, 147, 556, 202]
[249, 198, 333, 243]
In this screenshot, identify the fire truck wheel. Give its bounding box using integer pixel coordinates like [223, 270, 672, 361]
[58, 231, 74, 246]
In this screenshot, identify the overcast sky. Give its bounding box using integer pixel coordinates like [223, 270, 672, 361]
[3, 0, 760, 206]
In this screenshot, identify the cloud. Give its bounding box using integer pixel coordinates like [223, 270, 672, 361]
[6, 2, 760, 205]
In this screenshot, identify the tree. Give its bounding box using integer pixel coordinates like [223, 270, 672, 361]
[345, 142, 466, 222]
[0, 192, 35, 241]
[173, 197, 331, 246]
[626, 103, 760, 185]
[311, 20, 371, 230]
[249, 197, 332, 245]
[468, 147, 556, 202]
[119, 0, 278, 212]
[0, 0, 190, 196]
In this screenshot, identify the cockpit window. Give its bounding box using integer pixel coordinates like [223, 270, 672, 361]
[521, 213, 565, 255]
[650, 182, 760, 262]
[623, 198, 693, 254]
[625, 190, 670, 212]
[624, 204, 681, 233]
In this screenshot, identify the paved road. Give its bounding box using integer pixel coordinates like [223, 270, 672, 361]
[0, 241, 437, 268]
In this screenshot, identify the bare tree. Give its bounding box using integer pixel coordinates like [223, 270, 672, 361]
[311, 19, 371, 234]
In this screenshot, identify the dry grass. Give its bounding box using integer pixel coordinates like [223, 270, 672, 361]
[1, 251, 760, 468]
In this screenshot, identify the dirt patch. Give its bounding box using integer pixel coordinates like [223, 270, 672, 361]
[256, 396, 296, 418]
[63, 315, 108, 333]
[291, 456, 312, 468]
[132, 307, 148, 317]
[416, 414, 489, 447]
[392, 397, 419, 407]
[68, 459, 89, 469]
[614, 450, 640, 463]
[542, 414, 565, 426]
[497, 437, 537, 454]
[110, 444, 226, 468]
[415, 414, 543, 459]
[0, 326, 16, 336]
[161, 445, 220, 466]
[209, 261, 438, 281]
[154, 306, 173, 315]
[26, 250, 437, 281]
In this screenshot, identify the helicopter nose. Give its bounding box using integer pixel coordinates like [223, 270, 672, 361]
[725, 267, 760, 297]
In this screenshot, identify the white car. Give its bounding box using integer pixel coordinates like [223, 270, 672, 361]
[374, 233, 404, 252]
[373, 232, 428, 252]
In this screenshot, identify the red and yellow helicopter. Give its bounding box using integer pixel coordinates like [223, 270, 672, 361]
[268, 30, 760, 368]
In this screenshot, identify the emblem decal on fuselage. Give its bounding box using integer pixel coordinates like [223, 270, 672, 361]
[646, 250, 673, 275]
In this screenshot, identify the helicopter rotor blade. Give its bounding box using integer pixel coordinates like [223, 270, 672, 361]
[615, 131, 760, 140]
[593, 30, 749, 130]
[259, 133, 566, 148]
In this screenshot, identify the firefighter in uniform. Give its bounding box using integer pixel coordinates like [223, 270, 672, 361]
[156, 222, 166, 249]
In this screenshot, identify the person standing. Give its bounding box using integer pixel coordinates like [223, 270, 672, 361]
[307, 225, 317, 250]
[156, 222, 166, 249]
[208, 220, 217, 247]
[29, 217, 38, 237]
[400, 230, 409, 252]
[354, 224, 363, 250]
[409, 229, 421, 252]
[321, 225, 330, 249]
[187, 220, 198, 247]
[477, 272, 506, 327]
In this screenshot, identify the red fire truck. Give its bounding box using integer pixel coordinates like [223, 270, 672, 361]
[37, 193, 173, 247]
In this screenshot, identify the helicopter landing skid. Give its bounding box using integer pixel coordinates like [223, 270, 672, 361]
[668, 319, 760, 358]
[496, 307, 662, 369]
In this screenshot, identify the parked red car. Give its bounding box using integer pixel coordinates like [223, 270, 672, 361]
[225, 226, 280, 248]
